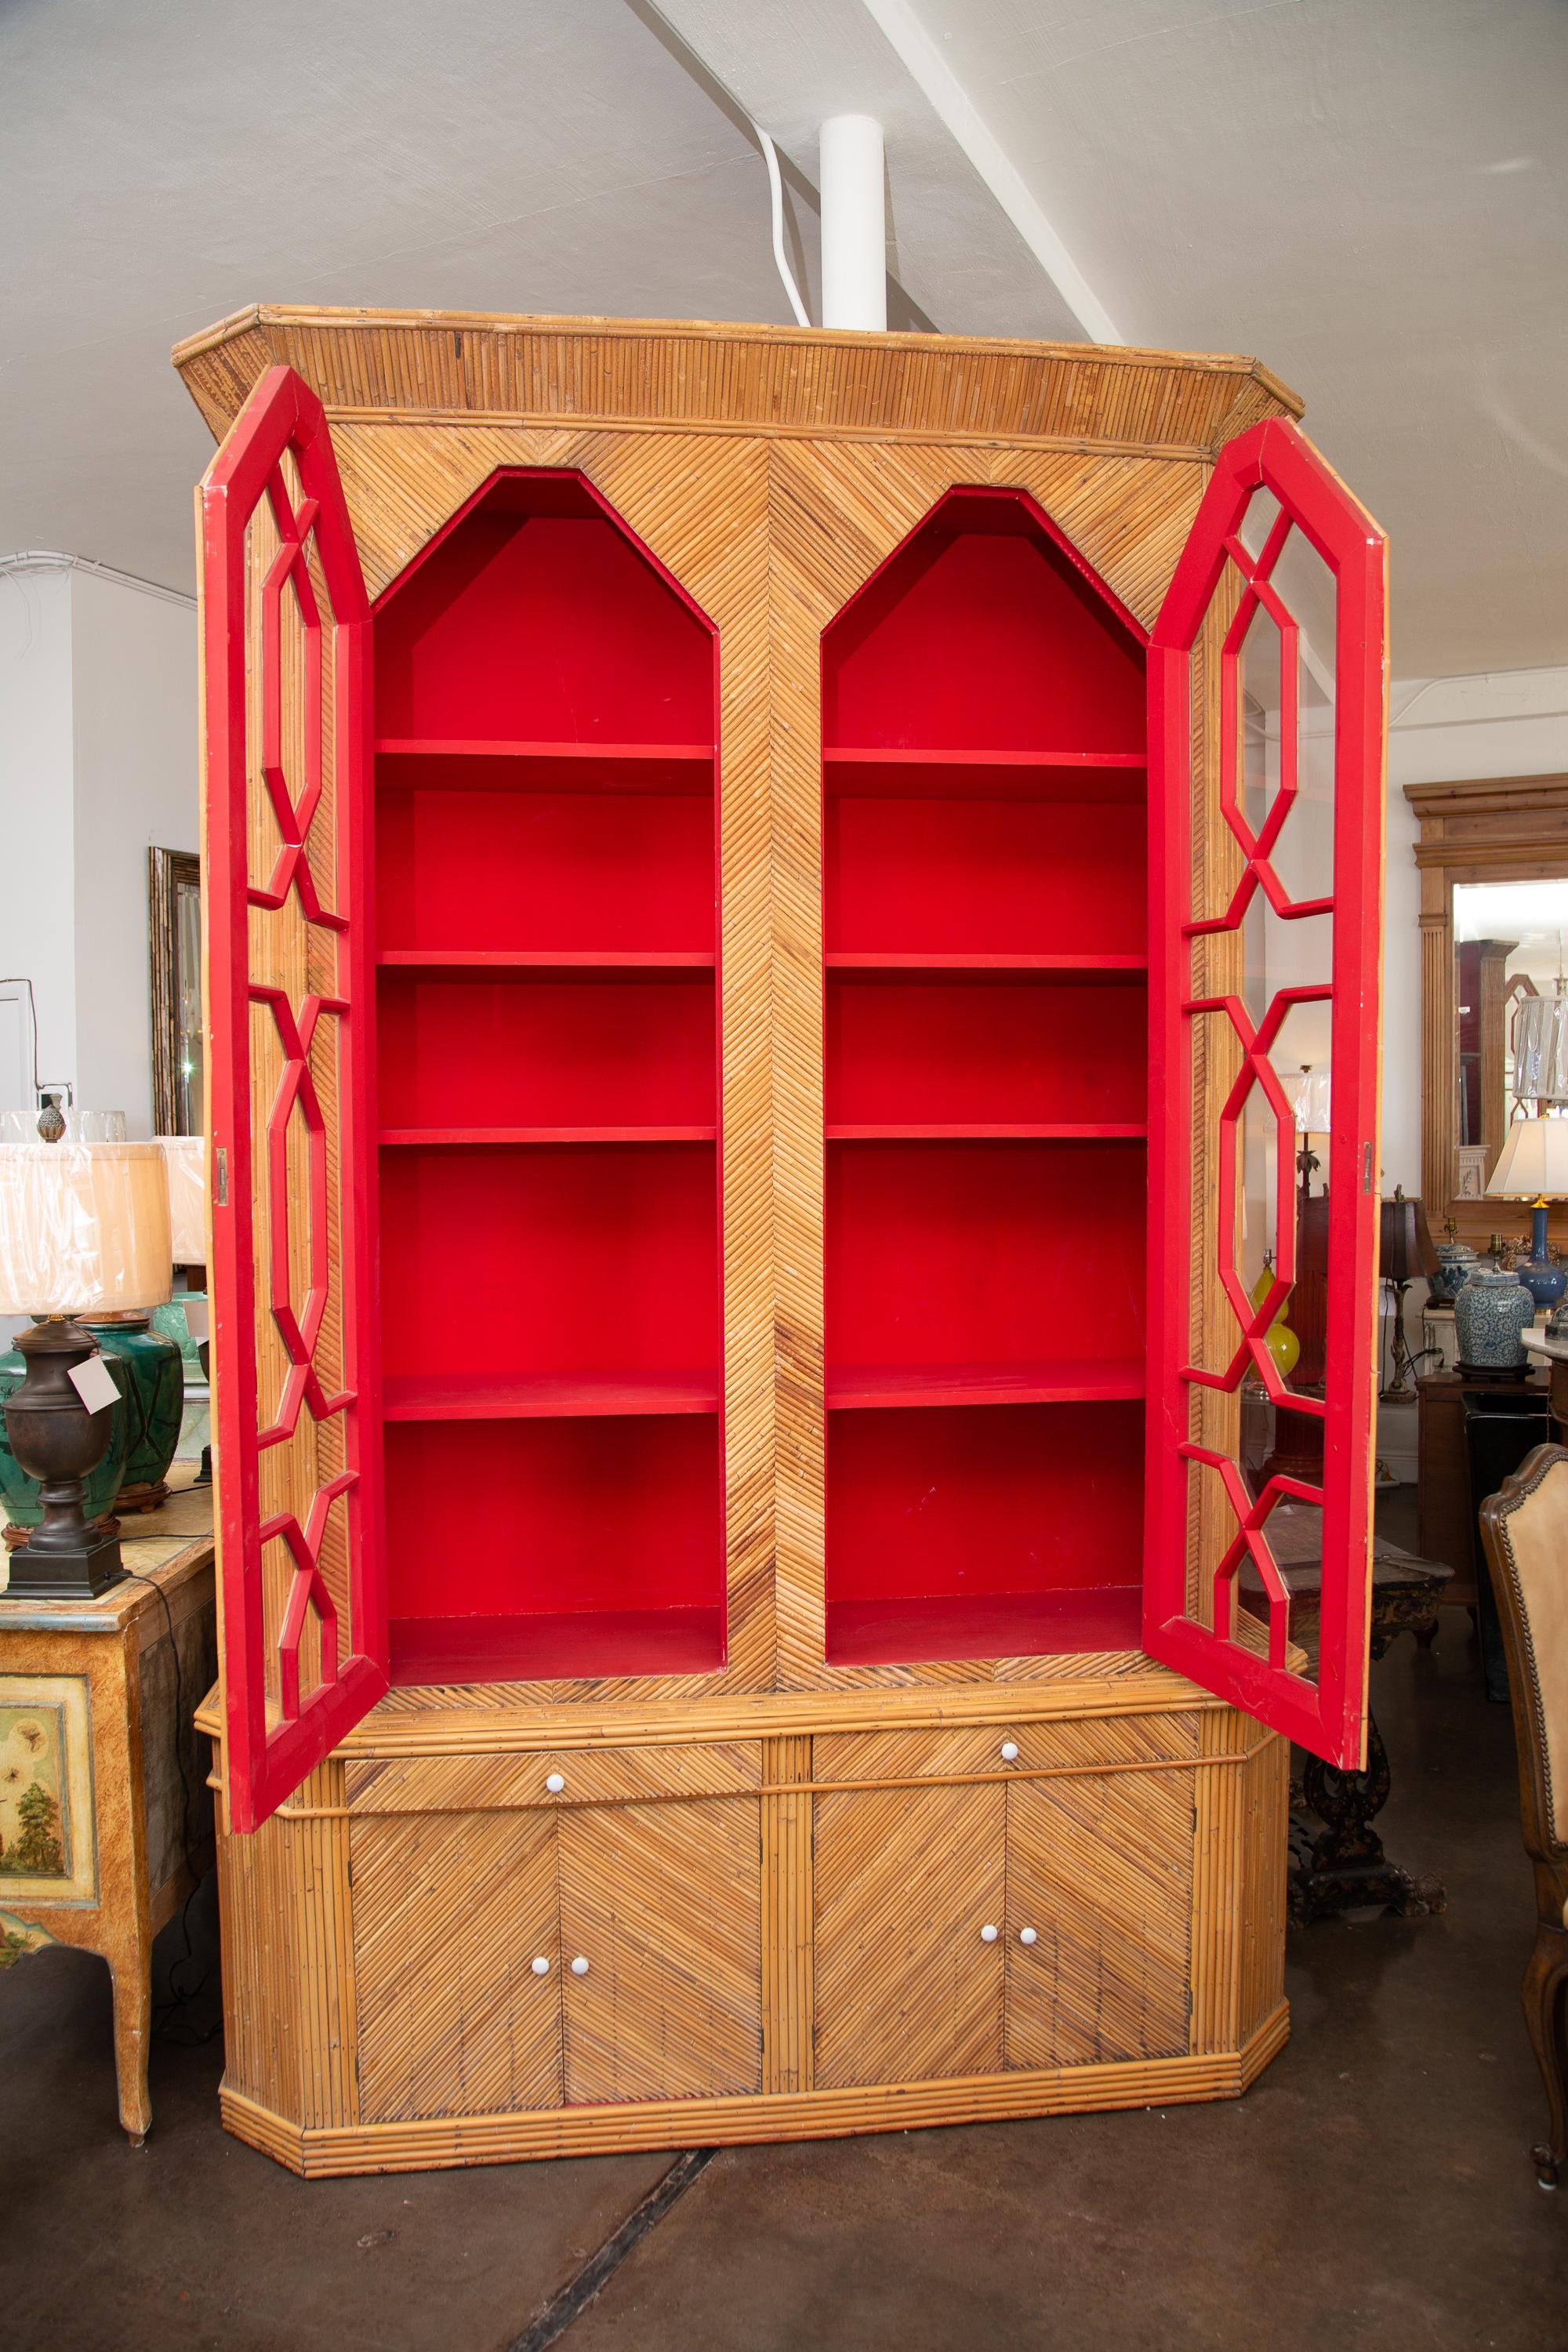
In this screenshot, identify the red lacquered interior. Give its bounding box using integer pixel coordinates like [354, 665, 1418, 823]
[823, 487, 1149, 1664]
[827, 969, 1148, 1130]
[386, 1417, 724, 1686]
[377, 968, 716, 1133]
[376, 787, 713, 955]
[372, 471, 723, 1680]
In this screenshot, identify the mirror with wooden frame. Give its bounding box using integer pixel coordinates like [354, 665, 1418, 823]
[148, 846, 203, 1136]
[1408, 775, 1568, 1249]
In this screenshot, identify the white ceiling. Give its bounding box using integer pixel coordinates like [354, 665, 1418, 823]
[2, 0, 1564, 675]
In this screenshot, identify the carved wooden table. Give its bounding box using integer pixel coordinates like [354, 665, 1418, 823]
[0, 1477, 216, 2141]
[1243, 1512, 1453, 1923]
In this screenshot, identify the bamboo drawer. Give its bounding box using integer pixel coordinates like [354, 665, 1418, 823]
[344, 1740, 762, 1816]
[811, 1711, 1201, 1789]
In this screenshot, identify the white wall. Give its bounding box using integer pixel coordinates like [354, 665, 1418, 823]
[0, 568, 77, 1092]
[0, 560, 198, 1140]
[1383, 664, 1568, 1192]
[68, 568, 198, 1131]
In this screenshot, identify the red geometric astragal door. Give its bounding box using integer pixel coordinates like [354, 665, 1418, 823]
[1144, 416, 1387, 1769]
[203, 365, 386, 1833]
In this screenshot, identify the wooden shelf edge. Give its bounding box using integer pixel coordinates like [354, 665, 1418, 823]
[826, 1360, 1145, 1410]
[376, 949, 717, 971]
[826, 1123, 1146, 1142]
[824, 746, 1145, 770]
[379, 1127, 718, 1146]
[823, 953, 1147, 975]
[383, 1375, 723, 1421]
[375, 739, 716, 760]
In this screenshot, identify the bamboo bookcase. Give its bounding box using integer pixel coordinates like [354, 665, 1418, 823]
[176, 308, 1385, 2176]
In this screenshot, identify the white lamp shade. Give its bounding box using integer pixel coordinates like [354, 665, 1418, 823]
[156, 1135, 208, 1263]
[0, 1142, 173, 1316]
[1288, 1068, 1333, 1131]
[1513, 996, 1568, 1104]
[1486, 1116, 1568, 1202]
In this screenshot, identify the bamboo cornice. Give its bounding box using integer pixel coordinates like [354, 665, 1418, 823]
[171, 304, 1303, 458]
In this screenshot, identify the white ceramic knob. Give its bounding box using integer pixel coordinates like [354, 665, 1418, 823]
[1000, 1740, 1019, 1762]
[571, 1955, 590, 1977]
[531, 1955, 550, 1976]
[979, 1923, 1000, 1944]
[1019, 1927, 1038, 1947]
[545, 1772, 565, 1793]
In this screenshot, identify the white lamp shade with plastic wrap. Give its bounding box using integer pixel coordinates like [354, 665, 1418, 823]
[1485, 1116, 1568, 1203]
[155, 1135, 208, 1264]
[0, 1142, 173, 1316]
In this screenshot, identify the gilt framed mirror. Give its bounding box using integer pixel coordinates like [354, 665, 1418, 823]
[1407, 775, 1568, 1248]
[148, 846, 203, 1137]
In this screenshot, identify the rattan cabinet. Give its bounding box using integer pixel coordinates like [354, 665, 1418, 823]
[179, 307, 1386, 2175]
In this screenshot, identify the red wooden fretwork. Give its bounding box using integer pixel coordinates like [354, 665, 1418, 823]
[1145, 416, 1386, 1772]
[205, 365, 387, 1834]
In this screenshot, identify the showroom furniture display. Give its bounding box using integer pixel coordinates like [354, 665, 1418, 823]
[173, 307, 1387, 2176]
[1243, 1520, 1452, 1924]
[0, 1489, 216, 2141]
[1478, 1444, 1568, 2189]
[1418, 1364, 1548, 1613]
[1407, 773, 1568, 1252]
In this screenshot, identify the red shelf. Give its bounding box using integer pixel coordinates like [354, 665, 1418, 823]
[390, 1606, 724, 1687]
[824, 952, 1146, 975]
[824, 746, 1145, 804]
[383, 1371, 720, 1421]
[826, 1586, 1143, 1668]
[379, 1126, 717, 1147]
[376, 949, 715, 971]
[375, 739, 715, 796]
[828, 1358, 1145, 1410]
[826, 1123, 1145, 1143]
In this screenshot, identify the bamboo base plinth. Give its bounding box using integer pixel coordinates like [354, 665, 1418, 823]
[220, 2005, 1290, 2179]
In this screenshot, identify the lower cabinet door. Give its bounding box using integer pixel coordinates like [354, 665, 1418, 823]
[1004, 1773, 1194, 2070]
[350, 1808, 564, 2120]
[814, 1781, 1007, 2089]
[557, 1797, 763, 2104]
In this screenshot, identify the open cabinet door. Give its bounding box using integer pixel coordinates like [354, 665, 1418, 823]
[203, 365, 386, 1832]
[1145, 416, 1386, 1769]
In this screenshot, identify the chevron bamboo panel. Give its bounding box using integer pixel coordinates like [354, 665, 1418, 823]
[1004, 1764, 1195, 2068]
[234, 465, 355, 1719]
[215, 1753, 356, 2128]
[761, 1735, 814, 2094]
[350, 1802, 561, 2122]
[345, 1740, 761, 1816]
[1237, 1726, 1290, 2042]
[1186, 573, 1248, 1625]
[557, 1797, 763, 2103]
[814, 1778, 1007, 2088]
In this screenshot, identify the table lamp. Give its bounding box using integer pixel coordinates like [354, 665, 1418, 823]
[155, 1135, 207, 1272]
[0, 1140, 172, 1598]
[1378, 1185, 1439, 1399]
[1486, 1117, 1568, 1312]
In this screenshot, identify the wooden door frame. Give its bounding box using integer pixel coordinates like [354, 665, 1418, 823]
[1406, 775, 1568, 1248]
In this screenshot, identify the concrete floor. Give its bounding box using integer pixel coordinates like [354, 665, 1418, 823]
[7, 1532, 1566, 2349]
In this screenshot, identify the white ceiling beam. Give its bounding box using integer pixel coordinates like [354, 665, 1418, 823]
[853, 0, 1121, 346]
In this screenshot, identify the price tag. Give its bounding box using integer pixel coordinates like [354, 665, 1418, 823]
[182, 1297, 210, 1341]
[68, 1355, 121, 1415]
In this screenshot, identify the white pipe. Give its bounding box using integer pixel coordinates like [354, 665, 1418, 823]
[0, 549, 194, 608]
[819, 114, 887, 332]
